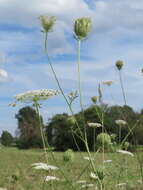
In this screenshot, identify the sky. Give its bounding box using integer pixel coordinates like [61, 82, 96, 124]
[0, 0, 143, 136]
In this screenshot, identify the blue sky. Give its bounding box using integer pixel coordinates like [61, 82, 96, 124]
[0, 0, 143, 135]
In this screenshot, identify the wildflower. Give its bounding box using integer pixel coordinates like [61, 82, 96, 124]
[39, 16, 56, 33]
[81, 184, 94, 188]
[117, 150, 134, 157]
[83, 156, 94, 161]
[103, 160, 112, 163]
[45, 176, 59, 182]
[0, 69, 8, 80]
[15, 89, 60, 103]
[90, 172, 98, 180]
[68, 90, 78, 100]
[115, 183, 126, 187]
[74, 17, 92, 40]
[102, 80, 113, 86]
[115, 119, 127, 126]
[76, 180, 87, 184]
[88, 122, 102, 128]
[115, 60, 124, 70]
[91, 96, 98, 104]
[31, 163, 59, 170]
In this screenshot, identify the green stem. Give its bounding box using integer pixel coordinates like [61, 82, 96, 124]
[119, 70, 127, 105]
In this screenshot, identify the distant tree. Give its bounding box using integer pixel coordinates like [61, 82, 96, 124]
[1, 130, 13, 146]
[15, 106, 43, 149]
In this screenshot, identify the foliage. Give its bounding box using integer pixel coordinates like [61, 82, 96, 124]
[15, 106, 43, 149]
[1, 130, 13, 146]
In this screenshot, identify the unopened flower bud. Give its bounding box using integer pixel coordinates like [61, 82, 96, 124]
[39, 16, 56, 33]
[91, 96, 98, 104]
[115, 60, 124, 70]
[74, 17, 92, 40]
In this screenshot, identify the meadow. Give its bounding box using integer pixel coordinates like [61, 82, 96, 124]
[0, 147, 143, 190]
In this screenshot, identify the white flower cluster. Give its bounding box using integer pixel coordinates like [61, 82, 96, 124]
[87, 122, 102, 128]
[83, 156, 94, 161]
[90, 172, 98, 179]
[31, 162, 59, 171]
[115, 119, 127, 126]
[15, 89, 60, 103]
[117, 150, 134, 157]
[45, 176, 59, 182]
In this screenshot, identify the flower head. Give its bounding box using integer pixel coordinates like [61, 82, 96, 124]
[102, 80, 113, 86]
[90, 172, 98, 180]
[31, 163, 59, 170]
[117, 150, 134, 157]
[39, 15, 56, 33]
[115, 119, 127, 126]
[87, 122, 102, 128]
[15, 89, 60, 103]
[91, 96, 98, 104]
[45, 176, 59, 182]
[115, 60, 124, 70]
[74, 17, 92, 40]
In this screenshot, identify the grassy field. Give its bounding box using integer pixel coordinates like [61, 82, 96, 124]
[0, 147, 143, 190]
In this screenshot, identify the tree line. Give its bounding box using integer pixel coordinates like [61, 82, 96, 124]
[1, 104, 143, 150]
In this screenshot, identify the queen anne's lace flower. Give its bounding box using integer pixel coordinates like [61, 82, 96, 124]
[39, 16, 56, 33]
[15, 89, 60, 103]
[115, 119, 127, 126]
[117, 150, 134, 157]
[45, 176, 59, 182]
[90, 172, 98, 179]
[31, 162, 59, 170]
[81, 184, 94, 188]
[88, 122, 102, 128]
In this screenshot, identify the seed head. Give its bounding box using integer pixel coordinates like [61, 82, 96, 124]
[74, 17, 92, 40]
[115, 60, 124, 70]
[39, 16, 56, 33]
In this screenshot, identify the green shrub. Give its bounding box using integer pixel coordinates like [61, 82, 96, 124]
[63, 149, 74, 162]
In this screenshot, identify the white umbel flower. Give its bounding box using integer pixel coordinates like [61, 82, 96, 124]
[88, 122, 102, 128]
[115, 183, 126, 187]
[76, 180, 87, 184]
[83, 156, 94, 161]
[90, 172, 98, 179]
[81, 184, 94, 188]
[45, 176, 59, 182]
[115, 120, 127, 125]
[31, 163, 59, 170]
[15, 89, 60, 103]
[103, 160, 112, 163]
[117, 150, 134, 157]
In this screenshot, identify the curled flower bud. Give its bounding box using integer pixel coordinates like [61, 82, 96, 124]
[39, 16, 56, 33]
[74, 17, 92, 40]
[115, 60, 124, 70]
[91, 96, 98, 104]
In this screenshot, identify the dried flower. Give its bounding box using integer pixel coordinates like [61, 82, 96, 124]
[39, 16, 56, 33]
[91, 96, 98, 104]
[45, 176, 59, 182]
[74, 17, 92, 40]
[102, 80, 113, 86]
[88, 122, 102, 128]
[115, 60, 124, 70]
[15, 89, 60, 103]
[115, 119, 127, 126]
[117, 150, 134, 157]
